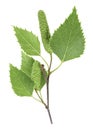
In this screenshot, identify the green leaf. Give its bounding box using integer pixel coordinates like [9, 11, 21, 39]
[10, 64, 34, 96]
[38, 10, 52, 54]
[31, 61, 46, 90]
[14, 27, 40, 55]
[21, 52, 34, 78]
[50, 7, 85, 61]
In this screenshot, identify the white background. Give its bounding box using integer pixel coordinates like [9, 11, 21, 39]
[0, 0, 93, 130]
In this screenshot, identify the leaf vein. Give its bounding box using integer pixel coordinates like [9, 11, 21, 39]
[17, 30, 40, 55]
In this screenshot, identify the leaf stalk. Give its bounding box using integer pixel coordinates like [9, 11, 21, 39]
[40, 55, 49, 68]
[50, 61, 63, 74]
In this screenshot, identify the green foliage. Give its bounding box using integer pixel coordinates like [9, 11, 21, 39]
[50, 7, 85, 61]
[31, 61, 46, 90]
[10, 7, 85, 124]
[21, 52, 34, 78]
[38, 10, 52, 54]
[10, 51, 46, 96]
[14, 27, 40, 55]
[10, 64, 34, 96]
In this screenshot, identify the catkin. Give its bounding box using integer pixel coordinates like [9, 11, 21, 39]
[38, 10, 52, 53]
[38, 10, 50, 42]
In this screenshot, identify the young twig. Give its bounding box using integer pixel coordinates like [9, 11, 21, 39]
[40, 54, 53, 124]
[46, 54, 53, 124]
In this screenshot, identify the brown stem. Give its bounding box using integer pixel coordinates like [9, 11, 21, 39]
[46, 54, 53, 124]
[46, 75, 49, 107]
[47, 107, 53, 124]
[35, 89, 53, 124]
[47, 54, 52, 107]
[39, 54, 53, 124]
[46, 75, 53, 124]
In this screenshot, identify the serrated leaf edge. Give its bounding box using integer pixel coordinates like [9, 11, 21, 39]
[50, 7, 85, 62]
[13, 26, 41, 55]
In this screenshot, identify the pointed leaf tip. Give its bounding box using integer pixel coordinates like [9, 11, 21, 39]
[10, 64, 34, 96]
[73, 6, 77, 11]
[13, 26, 40, 56]
[50, 7, 85, 61]
[21, 52, 34, 78]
